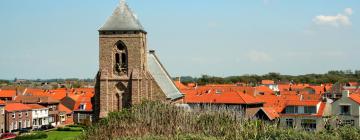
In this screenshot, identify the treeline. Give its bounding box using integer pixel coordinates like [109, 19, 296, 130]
[178, 70, 360, 85]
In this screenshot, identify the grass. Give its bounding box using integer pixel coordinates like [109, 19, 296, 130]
[36, 127, 83, 140]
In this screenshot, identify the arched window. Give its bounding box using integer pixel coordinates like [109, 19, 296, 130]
[114, 41, 128, 74]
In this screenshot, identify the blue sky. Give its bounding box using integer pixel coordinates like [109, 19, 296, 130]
[0, 0, 359, 79]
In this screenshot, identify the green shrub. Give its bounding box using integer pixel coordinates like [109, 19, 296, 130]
[15, 131, 47, 140]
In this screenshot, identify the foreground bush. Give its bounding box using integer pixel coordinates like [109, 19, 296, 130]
[80, 101, 360, 140]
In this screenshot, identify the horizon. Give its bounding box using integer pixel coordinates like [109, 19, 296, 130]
[1, 0, 359, 79]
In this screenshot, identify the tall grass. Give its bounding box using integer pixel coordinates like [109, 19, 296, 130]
[80, 101, 360, 140]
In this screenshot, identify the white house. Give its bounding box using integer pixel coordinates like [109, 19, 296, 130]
[27, 104, 49, 129]
[332, 90, 360, 127]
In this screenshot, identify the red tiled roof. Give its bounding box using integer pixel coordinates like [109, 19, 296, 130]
[184, 86, 262, 105]
[349, 93, 360, 104]
[285, 100, 319, 106]
[73, 96, 93, 111]
[174, 81, 190, 90]
[255, 86, 274, 95]
[5, 103, 31, 112]
[59, 103, 72, 114]
[262, 107, 280, 120]
[27, 104, 47, 109]
[0, 90, 16, 98]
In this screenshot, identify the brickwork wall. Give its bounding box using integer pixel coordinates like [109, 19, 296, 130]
[95, 31, 168, 119]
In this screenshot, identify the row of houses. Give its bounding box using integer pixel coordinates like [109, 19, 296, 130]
[0, 88, 94, 133]
[175, 79, 360, 131]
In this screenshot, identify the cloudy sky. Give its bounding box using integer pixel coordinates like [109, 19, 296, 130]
[0, 0, 359, 79]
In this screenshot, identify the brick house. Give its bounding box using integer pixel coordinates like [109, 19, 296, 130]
[61, 95, 93, 124]
[0, 101, 5, 134]
[14, 95, 61, 126]
[5, 103, 32, 132]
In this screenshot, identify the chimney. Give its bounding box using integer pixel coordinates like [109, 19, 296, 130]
[300, 94, 303, 101]
[175, 77, 181, 82]
[342, 90, 350, 98]
[66, 88, 69, 97]
[16, 87, 20, 96]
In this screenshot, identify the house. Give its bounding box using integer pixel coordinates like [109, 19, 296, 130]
[26, 104, 49, 129]
[61, 95, 93, 124]
[0, 90, 16, 101]
[14, 95, 61, 126]
[5, 103, 32, 132]
[331, 90, 360, 127]
[183, 85, 263, 113]
[279, 100, 331, 131]
[245, 107, 280, 121]
[0, 101, 5, 134]
[58, 103, 73, 125]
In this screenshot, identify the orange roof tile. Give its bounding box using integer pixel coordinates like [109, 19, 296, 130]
[5, 103, 31, 112]
[26, 104, 47, 109]
[59, 103, 72, 114]
[349, 93, 360, 104]
[0, 90, 16, 98]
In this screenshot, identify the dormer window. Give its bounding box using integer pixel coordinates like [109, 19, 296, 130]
[79, 103, 86, 110]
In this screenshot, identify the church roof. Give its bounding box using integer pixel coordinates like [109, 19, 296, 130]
[147, 51, 184, 100]
[99, 0, 145, 32]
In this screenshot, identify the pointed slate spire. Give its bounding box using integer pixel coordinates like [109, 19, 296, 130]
[99, 0, 145, 32]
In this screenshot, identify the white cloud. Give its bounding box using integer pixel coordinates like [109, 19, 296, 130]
[313, 8, 353, 27]
[246, 50, 273, 62]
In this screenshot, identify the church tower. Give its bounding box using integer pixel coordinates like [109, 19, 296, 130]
[94, 0, 183, 119]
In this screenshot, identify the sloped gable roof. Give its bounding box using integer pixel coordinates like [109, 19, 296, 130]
[147, 52, 183, 100]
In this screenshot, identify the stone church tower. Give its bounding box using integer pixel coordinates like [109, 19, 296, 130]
[94, 0, 183, 119]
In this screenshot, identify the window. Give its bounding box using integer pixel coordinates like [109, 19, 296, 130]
[286, 119, 294, 128]
[304, 106, 316, 114]
[215, 89, 222, 94]
[340, 105, 351, 115]
[79, 104, 86, 110]
[1, 108, 4, 115]
[114, 42, 128, 74]
[12, 113, 15, 118]
[25, 112, 28, 117]
[19, 112, 22, 118]
[13, 121, 17, 130]
[301, 119, 316, 131]
[27, 120, 30, 127]
[285, 106, 298, 114]
[342, 120, 355, 126]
